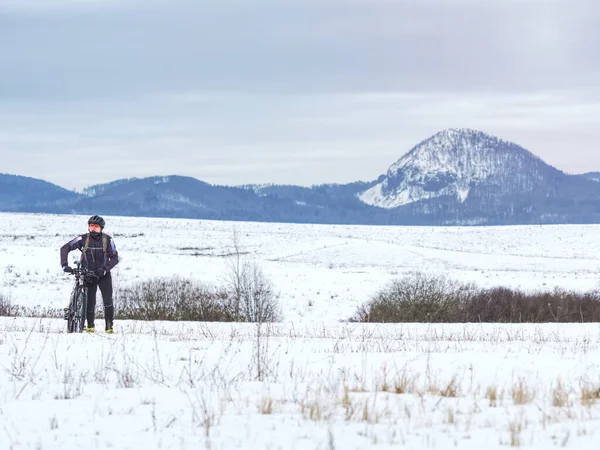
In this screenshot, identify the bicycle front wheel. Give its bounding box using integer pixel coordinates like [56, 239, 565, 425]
[75, 290, 88, 333]
[66, 288, 78, 333]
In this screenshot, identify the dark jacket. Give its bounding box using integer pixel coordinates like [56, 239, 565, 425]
[60, 233, 119, 272]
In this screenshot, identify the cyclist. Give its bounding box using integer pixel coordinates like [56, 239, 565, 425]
[60, 215, 120, 333]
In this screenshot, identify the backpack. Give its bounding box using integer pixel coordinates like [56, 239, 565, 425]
[80, 233, 108, 261]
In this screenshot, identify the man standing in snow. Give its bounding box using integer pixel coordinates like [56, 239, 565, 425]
[60, 215, 119, 333]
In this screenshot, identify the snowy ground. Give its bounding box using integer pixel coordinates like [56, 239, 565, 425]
[2, 319, 600, 449]
[2, 212, 600, 449]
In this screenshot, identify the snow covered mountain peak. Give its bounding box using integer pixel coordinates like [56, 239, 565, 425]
[388, 128, 531, 174]
[359, 129, 551, 209]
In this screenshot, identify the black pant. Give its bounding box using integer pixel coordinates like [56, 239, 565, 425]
[86, 272, 114, 330]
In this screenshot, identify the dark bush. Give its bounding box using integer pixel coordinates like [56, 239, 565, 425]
[351, 273, 471, 323]
[0, 294, 19, 317]
[115, 277, 237, 322]
[351, 273, 600, 323]
[1, 273, 282, 323]
[0, 293, 62, 318]
[467, 287, 600, 322]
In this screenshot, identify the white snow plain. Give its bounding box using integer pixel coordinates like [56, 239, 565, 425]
[2, 212, 600, 449]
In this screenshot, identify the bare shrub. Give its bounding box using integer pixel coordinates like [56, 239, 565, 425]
[223, 228, 281, 323]
[233, 261, 281, 323]
[351, 272, 600, 323]
[116, 277, 235, 322]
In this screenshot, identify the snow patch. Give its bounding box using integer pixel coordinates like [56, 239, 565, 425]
[154, 176, 171, 185]
[457, 186, 470, 202]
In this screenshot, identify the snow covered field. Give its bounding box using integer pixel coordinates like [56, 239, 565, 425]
[2, 319, 600, 449]
[2, 212, 600, 323]
[2, 212, 600, 449]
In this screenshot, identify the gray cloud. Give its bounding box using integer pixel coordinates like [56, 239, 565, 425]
[0, 0, 599, 189]
[3, 0, 598, 97]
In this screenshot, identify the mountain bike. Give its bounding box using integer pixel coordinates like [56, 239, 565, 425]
[64, 261, 96, 333]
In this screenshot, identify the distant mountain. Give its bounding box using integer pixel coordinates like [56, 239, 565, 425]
[2, 129, 600, 225]
[359, 129, 555, 208]
[75, 175, 278, 220]
[0, 173, 81, 212]
[76, 176, 383, 223]
[356, 129, 600, 224]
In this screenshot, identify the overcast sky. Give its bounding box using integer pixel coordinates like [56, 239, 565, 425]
[0, 0, 599, 190]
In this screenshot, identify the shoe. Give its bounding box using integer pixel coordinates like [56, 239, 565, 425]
[85, 327, 95, 333]
[106, 328, 114, 334]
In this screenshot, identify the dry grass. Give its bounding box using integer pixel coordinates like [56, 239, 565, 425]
[580, 382, 600, 407]
[511, 379, 535, 405]
[300, 391, 323, 422]
[440, 376, 460, 398]
[342, 383, 351, 409]
[378, 365, 390, 393]
[259, 397, 274, 414]
[552, 377, 570, 408]
[508, 419, 523, 447]
[393, 372, 417, 395]
[486, 385, 499, 407]
[445, 406, 456, 425]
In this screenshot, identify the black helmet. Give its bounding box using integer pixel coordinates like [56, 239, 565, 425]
[88, 215, 105, 228]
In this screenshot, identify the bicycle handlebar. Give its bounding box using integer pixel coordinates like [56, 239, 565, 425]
[69, 262, 98, 281]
